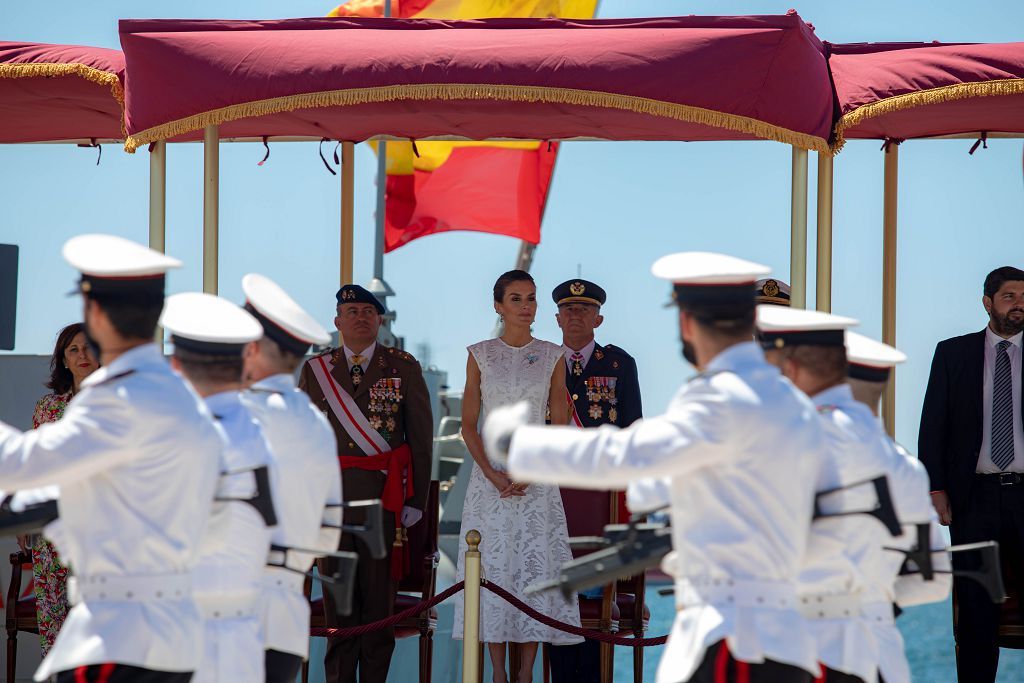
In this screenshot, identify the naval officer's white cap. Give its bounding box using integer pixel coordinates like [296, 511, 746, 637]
[161, 292, 263, 355]
[756, 306, 859, 349]
[845, 331, 906, 382]
[63, 234, 181, 300]
[242, 273, 330, 355]
[652, 252, 771, 318]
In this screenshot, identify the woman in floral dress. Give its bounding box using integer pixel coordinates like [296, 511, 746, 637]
[27, 322, 98, 654]
[454, 271, 581, 683]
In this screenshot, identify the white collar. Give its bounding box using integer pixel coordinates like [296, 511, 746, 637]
[563, 339, 597, 368]
[81, 343, 163, 389]
[343, 342, 376, 368]
[704, 340, 765, 375]
[986, 326, 1023, 349]
[812, 382, 855, 409]
[249, 373, 295, 393]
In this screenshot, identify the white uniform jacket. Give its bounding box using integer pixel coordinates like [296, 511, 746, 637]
[799, 385, 905, 683]
[509, 342, 825, 682]
[871, 442, 951, 683]
[890, 444, 951, 610]
[242, 373, 342, 659]
[192, 390, 275, 683]
[0, 344, 222, 681]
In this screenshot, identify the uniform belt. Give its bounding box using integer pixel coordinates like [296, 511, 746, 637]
[196, 592, 261, 620]
[264, 565, 307, 593]
[975, 471, 1024, 486]
[675, 577, 797, 611]
[798, 592, 863, 620]
[68, 572, 191, 604]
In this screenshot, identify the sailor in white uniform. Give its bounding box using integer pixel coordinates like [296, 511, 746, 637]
[162, 292, 277, 683]
[238, 273, 344, 683]
[844, 331, 951, 683]
[0, 234, 222, 683]
[487, 252, 826, 683]
[758, 306, 899, 683]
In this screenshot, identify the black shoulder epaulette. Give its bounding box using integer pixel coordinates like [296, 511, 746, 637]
[601, 343, 634, 360]
[386, 347, 419, 365]
[89, 369, 136, 388]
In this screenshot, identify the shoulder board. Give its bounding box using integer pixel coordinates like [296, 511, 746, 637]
[385, 347, 418, 364]
[89, 369, 136, 389]
[310, 348, 334, 360]
[816, 404, 838, 414]
[600, 344, 634, 360]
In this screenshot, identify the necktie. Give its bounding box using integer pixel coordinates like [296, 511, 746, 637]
[350, 355, 365, 386]
[992, 340, 1015, 471]
[570, 352, 584, 377]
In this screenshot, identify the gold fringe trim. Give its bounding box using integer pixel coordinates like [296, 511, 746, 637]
[0, 62, 126, 139]
[0, 62, 124, 105]
[833, 78, 1024, 152]
[123, 82, 831, 154]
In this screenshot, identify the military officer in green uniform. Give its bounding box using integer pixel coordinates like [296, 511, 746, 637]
[548, 278, 642, 682]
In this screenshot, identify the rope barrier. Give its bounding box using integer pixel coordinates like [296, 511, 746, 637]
[310, 579, 668, 647]
[481, 581, 668, 647]
[310, 581, 465, 639]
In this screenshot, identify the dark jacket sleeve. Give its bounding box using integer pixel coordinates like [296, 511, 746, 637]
[402, 361, 434, 511]
[918, 341, 950, 492]
[619, 355, 643, 427]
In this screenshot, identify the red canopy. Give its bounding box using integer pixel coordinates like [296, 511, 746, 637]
[0, 41, 125, 143]
[118, 14, 834, 153]
[829, 41, 1024, 148]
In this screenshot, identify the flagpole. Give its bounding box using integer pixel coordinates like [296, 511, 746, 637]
[369, 0, 397, 329]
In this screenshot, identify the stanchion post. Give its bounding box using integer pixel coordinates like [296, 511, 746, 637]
[462, 530, 482, 683]
[882, 142, 899, 436]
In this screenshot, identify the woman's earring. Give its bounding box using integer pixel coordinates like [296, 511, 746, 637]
[499, 314, 504, 324]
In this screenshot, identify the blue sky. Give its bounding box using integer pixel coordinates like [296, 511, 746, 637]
[2, 0, 1023, 453]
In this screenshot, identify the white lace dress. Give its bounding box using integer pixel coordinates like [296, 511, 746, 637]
[453, 337, 582, 645]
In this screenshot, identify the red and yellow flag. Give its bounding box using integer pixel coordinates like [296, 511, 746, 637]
[329, 0, 598, 251]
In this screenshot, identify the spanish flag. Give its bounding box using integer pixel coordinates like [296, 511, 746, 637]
[329, 0, 598, 252]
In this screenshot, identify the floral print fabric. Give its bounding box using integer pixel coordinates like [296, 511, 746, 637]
[30, 392, 72, 655]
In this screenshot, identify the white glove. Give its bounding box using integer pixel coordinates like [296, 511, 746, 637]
[401, 506, 423, 528]
[482, 401, 531, 466]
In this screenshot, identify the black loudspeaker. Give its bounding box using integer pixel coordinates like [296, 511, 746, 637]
[0, 244, 16, 351]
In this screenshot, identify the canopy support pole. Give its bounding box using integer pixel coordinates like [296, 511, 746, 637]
[368, 140, 396, 314]
[203, 125, 219, 294]
[149, 141, 166, 253]
[815, 153, 834, 312]
[882, 143, 899, 436]
[341, 141, 355, 286]
[790, 147, 808, 309]
[150, 140, 167, 343]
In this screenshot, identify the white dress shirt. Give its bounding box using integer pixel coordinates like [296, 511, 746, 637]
[242, 373, 343, 659]
[977, 328, 1023, 473]
[0, 344, 222, 681]
[343, 342, 377, 373]
[508, 342, 825, 682]
[192, 390, 275, 683]
[562, 339, 596, 371]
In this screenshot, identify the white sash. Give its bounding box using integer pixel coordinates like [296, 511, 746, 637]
[310, 354, 390, 456]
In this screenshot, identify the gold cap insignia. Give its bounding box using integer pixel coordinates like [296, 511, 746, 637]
[762, 279, 780, 297]
[570, 281, 585, 296]
[80, 280, 92, 293]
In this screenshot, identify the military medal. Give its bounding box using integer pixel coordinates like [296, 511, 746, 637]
[609, 407, 618, 423]
[589, 404, 603, 419]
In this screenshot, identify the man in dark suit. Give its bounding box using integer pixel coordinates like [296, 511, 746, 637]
[547, 279, 642, 683]
[298, 285, 433, 683]
[919, 266, 1024, 682]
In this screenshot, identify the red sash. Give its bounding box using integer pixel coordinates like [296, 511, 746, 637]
[339, 444, 413, 580]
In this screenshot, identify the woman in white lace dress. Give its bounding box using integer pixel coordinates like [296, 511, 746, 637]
[453, 270, 582, 683]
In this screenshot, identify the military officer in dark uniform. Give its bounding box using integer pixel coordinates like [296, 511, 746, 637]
[298, 285, 433, 683]
[754, 278, 792, 307]
[548, 278, 642, 682]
